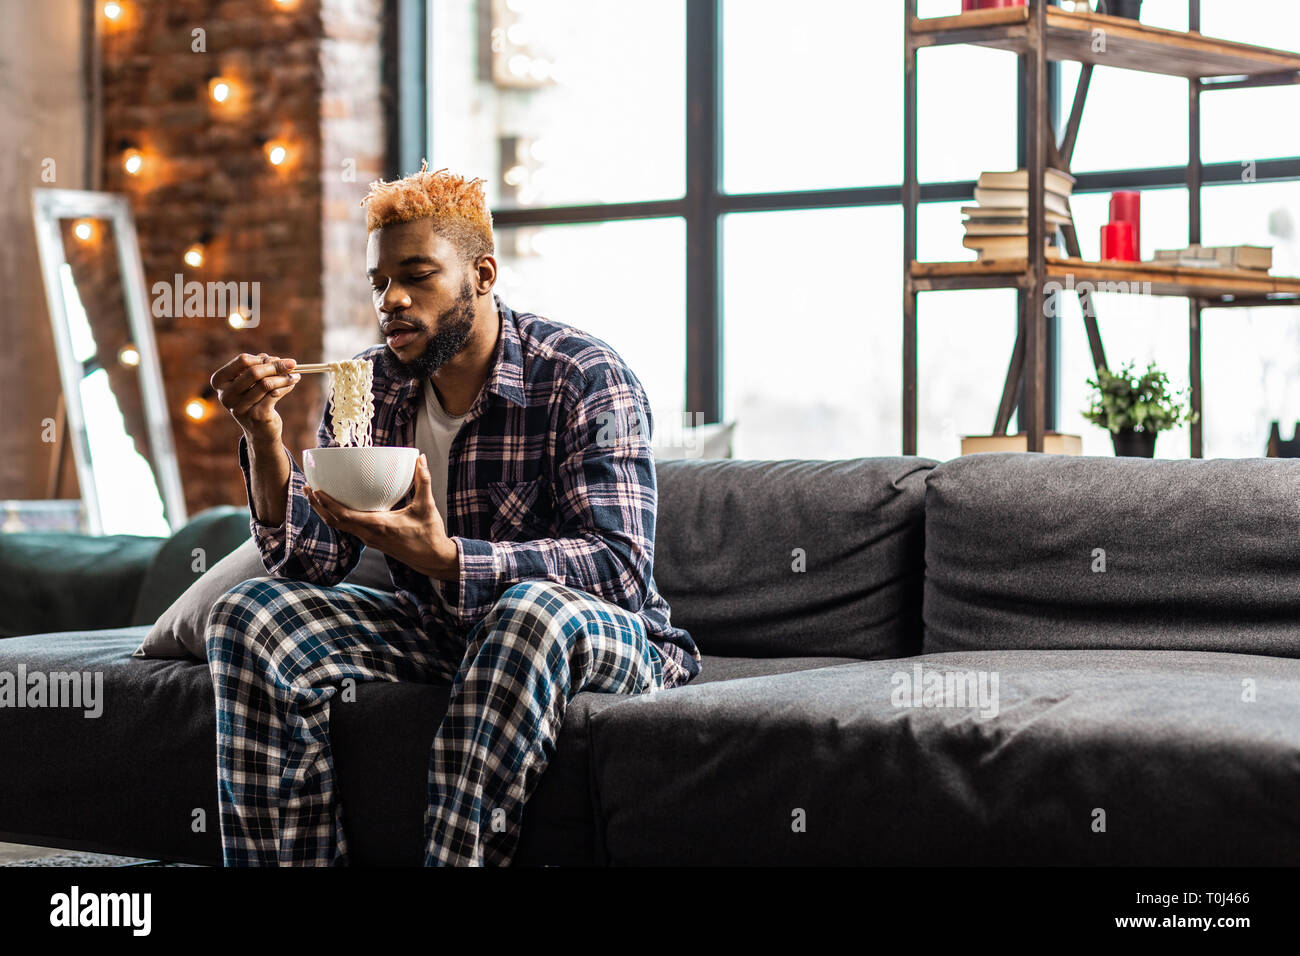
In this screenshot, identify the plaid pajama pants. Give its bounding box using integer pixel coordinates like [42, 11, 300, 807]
[205, 577, 667, 866]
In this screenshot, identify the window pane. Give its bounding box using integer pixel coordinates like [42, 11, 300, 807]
[1056, 1, 1186, 173]
[723, 207, 900, 457]
[1057, 289, 1193, 457]
[1198, 2, 1300, 164]
[917, 45, 1018, 184]
[1061, 63, 1187, 173]
[1201, 0, 1300, 51]
[1203, 86, 1300, 164]
[723, 205, 1018, 459]
[1202, 180, 1300, 259]
[918, 198, 978, 262]
[914, 200, 1023, 459]
[722, 1, 1019, 192]
[722, 0, 899, 193]
[1201, 180, 1300, 459]
[917, 288, 1021, 460]
[917, 0, 1021, 185]
[493, 218, 685, 428]
[428, 0, 685, 209]
[917, 0, 1020, 185]
[1116, 0, 1187, 31]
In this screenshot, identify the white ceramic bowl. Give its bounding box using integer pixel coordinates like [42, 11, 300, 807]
[302, 445, 419, 512]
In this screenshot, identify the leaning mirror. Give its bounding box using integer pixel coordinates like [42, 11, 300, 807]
[32, 189, 186, 536]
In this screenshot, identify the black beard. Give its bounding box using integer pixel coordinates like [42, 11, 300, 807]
[377, 279, 476, 381]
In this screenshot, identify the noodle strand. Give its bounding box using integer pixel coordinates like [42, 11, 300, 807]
[326, 358, 375, 447]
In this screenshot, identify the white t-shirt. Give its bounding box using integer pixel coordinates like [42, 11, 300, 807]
[413, 377, 468, 609]
[414, 377, 469, 524]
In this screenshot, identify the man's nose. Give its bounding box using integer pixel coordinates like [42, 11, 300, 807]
[380, 285, 411, 313]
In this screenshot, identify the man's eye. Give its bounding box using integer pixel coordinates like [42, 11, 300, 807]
[411, 271, 436, 281]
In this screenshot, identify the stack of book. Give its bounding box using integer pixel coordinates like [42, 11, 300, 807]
[962, 168, 1075, 260]
[961, 432, 1083, 455]
[1152, 244, 1273, 272]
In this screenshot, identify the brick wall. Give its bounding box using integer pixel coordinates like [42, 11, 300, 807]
[322, 0, 387, 364]
[100, 0, 384, 518]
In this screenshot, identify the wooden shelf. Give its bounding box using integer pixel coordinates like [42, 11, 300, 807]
[912, 7, 1300, 78]
[911, 257, 1300, 301]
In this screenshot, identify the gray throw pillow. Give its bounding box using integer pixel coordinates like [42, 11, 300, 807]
[133, 538, 395, 661]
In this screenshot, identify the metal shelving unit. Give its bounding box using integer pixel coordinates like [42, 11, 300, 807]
[902, 0, 1300, 456]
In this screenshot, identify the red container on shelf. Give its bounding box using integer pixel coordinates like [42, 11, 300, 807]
[1109, 190, 1141, 254]
[1100, 220, 1138, 261]
[963, 0, 1025, 9]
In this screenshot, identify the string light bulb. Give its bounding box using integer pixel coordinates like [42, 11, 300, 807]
[264, 141, 287, 166]
[185, 385, 217, 421]
[208, 77, 231, 104]
[73, 220, 95, 242]
[122, 148, 143, 175]
[104, 2, 122, 20]
[118, 345, 140, 367]
[184, 396, 211, 421]
[184, 231, 213, 269]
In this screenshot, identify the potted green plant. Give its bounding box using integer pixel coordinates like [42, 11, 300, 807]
[1082, 360, 1198, 457]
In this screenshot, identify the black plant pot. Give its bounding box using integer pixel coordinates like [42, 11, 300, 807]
[1112, 428, 1157, 457]
[1098, 0, 1142, 21]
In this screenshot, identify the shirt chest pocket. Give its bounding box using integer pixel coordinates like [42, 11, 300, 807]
[486, 478, 548, 541]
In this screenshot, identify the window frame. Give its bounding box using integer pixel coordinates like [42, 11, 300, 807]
[415, 0, 1300, 439]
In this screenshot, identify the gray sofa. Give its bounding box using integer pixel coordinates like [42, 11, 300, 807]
[1, 453, 1298, 865]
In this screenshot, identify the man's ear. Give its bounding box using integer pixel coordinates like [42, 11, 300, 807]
[474, 254, 497, 295]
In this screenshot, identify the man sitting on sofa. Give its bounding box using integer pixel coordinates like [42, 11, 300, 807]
[206, 164, 700, 867]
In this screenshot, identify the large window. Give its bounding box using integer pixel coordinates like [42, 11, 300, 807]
[423, 0, 1300, 460]
[494, 217, 687, 427]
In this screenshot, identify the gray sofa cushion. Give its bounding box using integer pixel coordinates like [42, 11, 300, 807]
[924, 453, 1300, 656]
[590, 648, 1300, 865]
[0, 628, 220, 864]
[335, 651, 862, 866]
[136, 537, 396, 660]
[130, 506, 253, 626]
[0, 532, 162, 638]
[653, 457, 936, 659]
[0, 625, 859, 866]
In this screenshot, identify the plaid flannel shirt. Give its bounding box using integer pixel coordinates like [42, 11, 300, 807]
[236, 292, 701, 687]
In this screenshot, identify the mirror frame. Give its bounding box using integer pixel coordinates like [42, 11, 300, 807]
[31, 188, 188, 535]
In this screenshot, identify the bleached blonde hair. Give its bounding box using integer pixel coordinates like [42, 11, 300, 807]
[360, 161, 494, 262]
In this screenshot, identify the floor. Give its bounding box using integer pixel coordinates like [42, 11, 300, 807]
[0, 841, 158, 866]
[0, 842, 64, 864]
